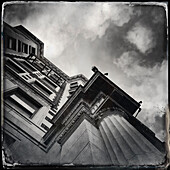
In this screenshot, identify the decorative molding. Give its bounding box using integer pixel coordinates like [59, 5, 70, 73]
[62, 99, 91, 125]
[57, 102, 93, 144]
[94, 107, 128, 126]
[68, 74, 88, 83]
[90, 91, 106, 107]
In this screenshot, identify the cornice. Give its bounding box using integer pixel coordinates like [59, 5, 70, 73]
[51, 85, 84, 123]
[68, 74, 88, 83]
[57, 104, 94, 145]
[62, 99, 91, 125]
[94, 107, 128, 126]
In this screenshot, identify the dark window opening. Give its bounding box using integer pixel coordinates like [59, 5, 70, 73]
[49, 74, 64, 86]
[32, 80, 53, 96]
[22, 43, 28, 54]
[49, 111, 55, 116]
[69, 91, 74, 95]
[41, 123, 49, 131]
[45, 116, 52, 123]
[4, 88, 42, 118]
[7, 36, 16, 51]
[6, 59, 25, 73]
[42, 77, 57, 90]
[18, 40, 21, 52]
[32, 47, 35, 54]
[20, 60, 37, 72]
[29, 45, 32, 54]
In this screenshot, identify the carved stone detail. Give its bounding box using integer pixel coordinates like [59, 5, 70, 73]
[57, 104, 92, 144]
[94, 107, 128, 125]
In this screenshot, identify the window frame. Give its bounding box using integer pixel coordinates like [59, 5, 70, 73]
[4, 88, 42, 119]
[32, 80, 53, 97]
[7, 36, 16, 51]
[22, 42, 28, 54]
[5, 59, 26, 74]
[32, 47, 36, 55]
[41, 123, 50, 131]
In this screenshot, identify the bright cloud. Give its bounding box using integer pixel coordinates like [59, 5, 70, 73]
[126, 22, 156, 54]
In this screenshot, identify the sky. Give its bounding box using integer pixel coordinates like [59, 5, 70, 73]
[3, 2, 168, 141]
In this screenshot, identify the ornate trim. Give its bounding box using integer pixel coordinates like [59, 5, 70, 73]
[62, 99, 90, 125]
[69, 74, 88, 83]
[95, 107, 128, 126]
[90, 91, 106, 107]
[57, 103, 93, 144]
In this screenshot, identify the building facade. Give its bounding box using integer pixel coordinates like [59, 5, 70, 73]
[2, 22, 167, 168]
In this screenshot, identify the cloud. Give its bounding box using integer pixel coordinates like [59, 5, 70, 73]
[4, 2, 135, 59]
[126, 22, 156, 54]
[113, 51, 168, 141]
[113, 51, 168, 108]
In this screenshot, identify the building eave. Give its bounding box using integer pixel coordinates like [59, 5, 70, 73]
[14, 25, 44, 45]
[52, 69, 141, 124]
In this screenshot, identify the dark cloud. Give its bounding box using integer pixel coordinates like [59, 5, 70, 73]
[102, 5, 167, 67]
[136, 5, 167, 66]
[4, 3, 38, 23]
[154, 112, 166, 134]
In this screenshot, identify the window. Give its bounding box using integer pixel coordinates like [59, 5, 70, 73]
[42, 77, 57, 90]
[7, 36, 16, 50]
[22, 43, 28, 54]
[49, 110, 55, 116]
[33, 60, 45, 70]
[20, 60, 37, 72]
[41, 123, 49, 131]
[32, 80, 53, 97]
[11, 94, 36, 113]
[49, 73, 59, 80]
[29, 45, 32, 54]
[5, 88, 42, 118]
[32, 47, 35, 54]
[49, 73, 64, 86]
[18, 40, 21, 52]
[45, 116, 52, 123]
[6, 59, 25, 73]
